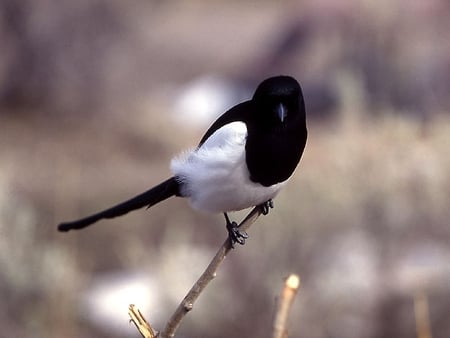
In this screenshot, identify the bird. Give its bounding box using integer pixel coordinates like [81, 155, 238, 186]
[58, 75, 307, 246]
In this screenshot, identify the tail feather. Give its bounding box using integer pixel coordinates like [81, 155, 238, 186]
[58, 177, 179, 231]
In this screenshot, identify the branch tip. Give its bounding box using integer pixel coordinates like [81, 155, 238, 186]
[286, 274, 300, 291]
[128, 304, 156, 338]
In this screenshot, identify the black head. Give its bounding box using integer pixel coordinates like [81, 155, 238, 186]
[251, 75, 305, 128]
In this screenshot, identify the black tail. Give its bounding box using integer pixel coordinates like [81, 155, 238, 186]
[58, 177, 179, 232]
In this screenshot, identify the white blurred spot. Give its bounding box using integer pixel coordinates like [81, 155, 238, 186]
[82, 272, 162, 335]
[173, 74, 249, 127]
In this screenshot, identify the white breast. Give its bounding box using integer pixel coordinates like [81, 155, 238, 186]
[170, 121, 286, 213]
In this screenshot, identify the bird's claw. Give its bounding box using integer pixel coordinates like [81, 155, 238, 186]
[259, 199, 274, 215]
[226, 221, 248, 248]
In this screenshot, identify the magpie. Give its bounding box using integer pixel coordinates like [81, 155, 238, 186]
[58, 75, 307, 246]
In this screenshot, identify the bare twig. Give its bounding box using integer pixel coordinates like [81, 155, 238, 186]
[128, 304, 157, 338]
[158, 206, 262, 338]
[128, 206, 262, 338]
[272, 274, 301, 338]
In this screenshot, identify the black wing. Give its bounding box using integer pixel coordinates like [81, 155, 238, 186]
[198, 101, 252, 146]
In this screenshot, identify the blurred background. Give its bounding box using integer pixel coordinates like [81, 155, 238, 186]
[1, 0, 450, 337]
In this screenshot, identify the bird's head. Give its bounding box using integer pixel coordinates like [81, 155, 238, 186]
[252, 75, 305, 127]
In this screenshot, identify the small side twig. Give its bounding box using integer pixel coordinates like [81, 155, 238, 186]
[128, 304, 156, 338]
[272, 274, 301, 338]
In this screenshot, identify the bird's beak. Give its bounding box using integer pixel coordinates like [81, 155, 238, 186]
[276, 103, 287, 122]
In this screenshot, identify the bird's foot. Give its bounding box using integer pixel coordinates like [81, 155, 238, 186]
[227, 221, 249, 248]
[259, 199, 274, 215]
[224, 213, 248, 248]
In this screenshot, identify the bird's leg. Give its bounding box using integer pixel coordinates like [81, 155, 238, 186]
[259, 199, 274, 215]
[224, 212, 248, 248]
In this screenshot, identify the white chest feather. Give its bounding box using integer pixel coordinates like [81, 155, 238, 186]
[170, 122, 285, 213]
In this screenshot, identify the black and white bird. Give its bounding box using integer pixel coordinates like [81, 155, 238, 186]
[58, 75, 307, 246]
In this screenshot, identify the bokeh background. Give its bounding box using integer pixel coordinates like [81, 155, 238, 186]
[1, 1, 450, 337]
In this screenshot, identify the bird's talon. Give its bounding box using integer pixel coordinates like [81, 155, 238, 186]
[260, 199, 274, 215]
[226, 220, 248, 248]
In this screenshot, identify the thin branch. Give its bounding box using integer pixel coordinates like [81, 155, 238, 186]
[128, 206, 262, 338]
[159, 206, 262, 338]
[272, 274, 301, 338]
